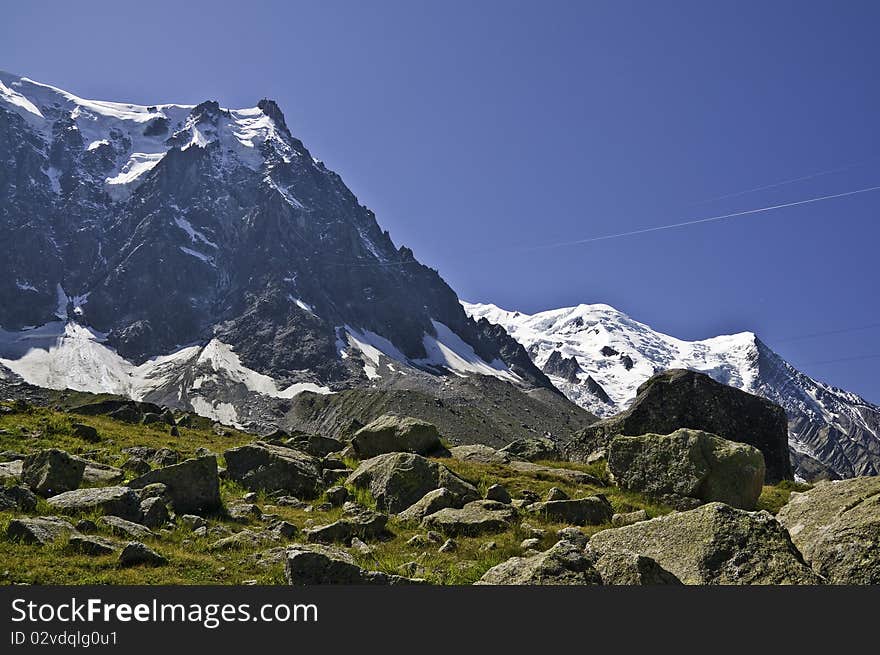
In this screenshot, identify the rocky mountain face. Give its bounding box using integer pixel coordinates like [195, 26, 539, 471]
[463, 302, 880, 480]
[0, 72, 553, 429]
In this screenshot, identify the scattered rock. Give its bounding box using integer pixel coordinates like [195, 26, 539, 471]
[139, 497, 170, 528]
[777, 476, 880, 584]
[69, 535, 117, 556]
[589, 502, 821, 585]
[507, 460, 603, 486]
[75, 519, 98, 533]
[284, 544, 422, 585]
[179, 514, 208, 531]
[75, 458, 124, 485]
[122, 457, 151, 476]
[346, 452, 478, 514]
[21, 449, 84, 496]
[421, 500, 516, 536]
[476, 540, 602, 585]
[499, 437, 559, 462]
[608, 429, 766, 510]
[449, 444, 511, 465]
[271, 521, 299, 539]
[7, 516, 78, 545]
[0, 485, 38, 512]
[556, 527, 589, 548]
[224, 443, 322, 497]
[276, 496, 307, 508]
[438, 538, 458, 553]
[398, 560, 426, 577]
[480, 541, 497, 552]
[227, 501, 263, 522]
[47, 486, 141, 521]
[119, 541, 166, 567]
[288, 434, 345, 458]
[128, 456, 222, 514]
[99, 516, 153, 541]
[71, 423, 100, 443]
[612, 509, 649, 527]
[150, 448, 180, 467]
[587, 546, 682, 585]
[527, 496, 613, 526]
[325, 486, 349, 506]
[545, 487, 569, 501]
[209, 530, 274, 551]
[521, 537, 541, 550]
[398, 487, 462, 523]
[0, 459, 23, 483]
[350, 415, 445, 459]
[485, 484, 512, 504]
[305, 505, 388, 544]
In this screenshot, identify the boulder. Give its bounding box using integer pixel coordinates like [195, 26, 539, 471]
[607, 429, 766, 510]
[324, 486, 349, 506]
[612, 509, 649, 527]
[346, 452, 478, 514]
[449, 444, 512, 465]
[68, 535, 118, 556]
[150, 448, 180, 467]
[7, 516, 78, 545]
[586, 546, 682, 585]
[485, 484, 512, 504]
[119, 541, 166, 567]
[545, 487, 569, 501]
[567, 369, 792, 482]
[209, 530, 276, 551]
[476, 540, 602, 585]
[350, 415, 443, 458]
[288, 434, 345, 458]
[304, 505, 388, 544]
[47, 486, 141, 521]
[527, 496, 613, 526]
[421, 500, 516, 536]
[398, 488, 462, 523]
[75, 458, 125, 485]
[99, 516, 153, 541]
[588, 502, 821, 584]
[0, 485, 38, 512]
[0, 459, 23, 482]
[224, 443, 322, 497]
[122, 457, 151, 476]
[21, 449, 84, 496]
[777, 476, 880, 584]
[139, 497, 170, 528]
[507, 460, 603, 486]
[128, 456, 221, 514]
[499, 437, 560, 462]
[555, 527, 589, 548]
[284, 544, 422, 585]
[71, 423, 100, 443]
[179, 514, 208, 531]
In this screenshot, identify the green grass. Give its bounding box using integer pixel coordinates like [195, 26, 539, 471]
[756, 480, 813, 514]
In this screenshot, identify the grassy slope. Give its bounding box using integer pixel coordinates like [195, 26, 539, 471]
[0, 402, 804, 585]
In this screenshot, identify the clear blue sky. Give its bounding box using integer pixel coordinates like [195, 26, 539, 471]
[3, 1, 879, 402]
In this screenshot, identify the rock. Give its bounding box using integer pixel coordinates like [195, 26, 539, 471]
[406, 535, 428, 548]
[398, 561, 426, 577]
[350, 415, 443, 458]
[284, 544, 421, 585]
[272, 521, 299, 539]
[346, 452, 478, 514]
[119, 542, 166, 567]
[75, 458, 124, 485]
[99, 516, 153, 541]
[480, 541, 497, 552]
[612, 509, 649, 527]
[426, 530, 444, 543]
[227, 501, 263, 522]
[657, 494, 704, 511]
[485, 484, 512, 504]
[476, 540, 602, 585]
[150, 448, 180, 467]
[179, 514, 208, 531]
[421, 500, 516, 536]
[608, 429, 766, 510]
[7, 516, 78, 545]
[545, 487, 569, 501]
[0, 485, 38, 512]
[527, 496, 613, 526]
[276, 496, 307, 508]
[568, 369, 792, 482]
[325, 486, 349, 506]
[777, 476, 880, 584]
[449, 444, 511, 465]
[519, 490, 541, 504]
[0, 459, 23, 483]
[128, 456, 221, 514]
[499, 437, 559, 462]
[587, 546, 683, 585]
[507, 460, 603, 486]
[288, 434, 345, 458]
[47, 487, 141, 521]
[75, 519, 98, 533]
[21, 449, 84, 496]
[521, 537, 541, 550]
[224, 442, 322, 497]
[139, 497, 170, 528]
[589, 502, 821, 585]
[438, 538, 458, 553]
[135, 483, 170, 503]
[556, 527, 589, 548]
[397, 487, 462, 523]
[68, 535, 117, 556]
[71, 423, 100, 443]
[122, 457, 151, 476]
[209, 530, 275, 551]
[304, 506, 388, 544]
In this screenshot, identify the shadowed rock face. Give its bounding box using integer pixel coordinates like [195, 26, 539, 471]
[566, 369, 792, 482]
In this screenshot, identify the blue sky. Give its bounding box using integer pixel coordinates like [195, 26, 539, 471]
[2, 1, 878, 401]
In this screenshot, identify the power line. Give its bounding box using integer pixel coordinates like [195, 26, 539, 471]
[801, 353, 880, 366]
[774, 322, 880, 343]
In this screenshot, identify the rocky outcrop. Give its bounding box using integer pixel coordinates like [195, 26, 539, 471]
[350, 415, 444, 458]
[542, 350, 583, 383]
[421, 500, 516, 536]
[566, 370, 792, 482]
[607, 429, 766, 509]
[588, 502, 820, 585]
[777, 477, 880, 584]
[128, 456, 221, 514]
[46, 486, 142, 521]
[475, 540, 602, 585]
[223, 442, 322, 497]
[21, 449, 84, 496]
[346, 452, 478, 514]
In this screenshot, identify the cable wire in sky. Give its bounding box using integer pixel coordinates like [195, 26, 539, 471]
[774, 322, 880, 343]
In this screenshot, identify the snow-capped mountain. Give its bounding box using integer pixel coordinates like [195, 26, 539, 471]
[463, 302, 880, 480]
[0, 72, 551, 428]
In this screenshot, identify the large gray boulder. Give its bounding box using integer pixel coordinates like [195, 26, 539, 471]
[586, 546, 682, 585]
[499, 437, 560, 462]
[21, 449, 84, 496]
[566, 369, 793, 482]
[449, 444, 512, 465]
[47, 486, 141, 521]
[527, 496, 613, 526]
[7, 516, 79, 545]
[777, 476, 880, 584]
[421, 500, 516, 536]
[304, 504, 388, 544]
[224, 442, 322, 497]
[284, 544, 422, 585]
[346, 452, 478, 514]
[607, 429, 766, 510]
[475, 540, 602, 585]
[589, 502, 821, 585]
[128, 456, 221, 514]
[0, 485, 38, 512]
[397, 488, 462, 523]
[99, 516, 153, 541]
[350, 415, 443, 458]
